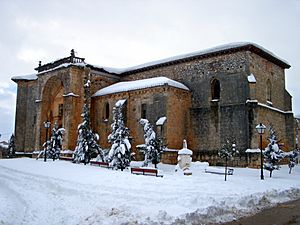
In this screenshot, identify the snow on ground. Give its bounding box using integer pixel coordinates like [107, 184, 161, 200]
[0, 159, 300, 225]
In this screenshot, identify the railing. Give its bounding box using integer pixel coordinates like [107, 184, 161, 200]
[35, 50, 85, 73]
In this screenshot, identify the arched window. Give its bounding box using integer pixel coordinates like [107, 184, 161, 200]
[211, 79, 220, 100]
[266, 79, 272, 102]
[141, 103, 147, 119]
[104, 102, 110, 120]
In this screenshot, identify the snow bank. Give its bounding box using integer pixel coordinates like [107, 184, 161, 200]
[92, 77, 189, 97]
[0, 158, 299, 225]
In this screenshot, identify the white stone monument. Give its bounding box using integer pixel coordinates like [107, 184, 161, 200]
[176, 140, 193, 175]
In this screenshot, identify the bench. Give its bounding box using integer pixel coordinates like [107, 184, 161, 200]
[90, 161, 113, 169]
[131, 167, 163, 177]
[59, 156, 73, 161]
[205, 168, 234, 175]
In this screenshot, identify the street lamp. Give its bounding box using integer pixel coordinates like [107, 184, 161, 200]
[44, 121, 51, 162]
[256, 123, 266, 180]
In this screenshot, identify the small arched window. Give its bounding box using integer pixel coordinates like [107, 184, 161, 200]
[104, 102, 110, 120]
[211, 79, 220, 100]
[141, 103, 147, 119]
[266, 79, 272, 102]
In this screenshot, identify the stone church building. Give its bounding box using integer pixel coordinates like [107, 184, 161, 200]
[12, 42, 296, 164]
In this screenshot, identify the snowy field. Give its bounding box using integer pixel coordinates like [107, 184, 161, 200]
[0, 158, 300, 225]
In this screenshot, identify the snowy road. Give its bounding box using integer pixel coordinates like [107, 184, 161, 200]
[0, 158, 300, 225]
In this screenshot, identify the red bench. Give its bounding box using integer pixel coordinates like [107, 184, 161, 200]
[90, 161, 113, 169]
[131, 167, 163, 177]
[59, 156, 73, 161]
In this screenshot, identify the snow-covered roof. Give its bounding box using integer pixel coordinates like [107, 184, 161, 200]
[37, 62, 86, 75]
[90, 42, 290, 75]
[156, 117, 167, 126]
[92, 77, 189, 97]
[247, 74, 256, 83]
[11, 74, 38, 81]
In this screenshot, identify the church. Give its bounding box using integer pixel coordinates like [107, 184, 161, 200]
[12, 42, 296, 164]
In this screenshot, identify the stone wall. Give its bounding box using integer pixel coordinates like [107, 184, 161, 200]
[248, 52, 288, 110]
[91, 85, 191, 162]
[121, 51, 252, 156]
[14, 80, 38, 152]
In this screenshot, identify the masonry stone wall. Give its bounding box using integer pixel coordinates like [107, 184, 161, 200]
[248, 52, 288, 110]
[91, 86, 191, 163]
[247, 52, 295, 151]
[14, 80, 38, 152]
[120, 52, 252, 157]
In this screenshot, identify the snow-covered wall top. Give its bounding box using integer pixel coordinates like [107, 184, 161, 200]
[92, 77, 190, 97]
[91, 42, 290, 75]
[11, 74, 38, 81]
[12, 63, 86, 82]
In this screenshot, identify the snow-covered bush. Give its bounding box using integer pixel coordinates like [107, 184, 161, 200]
[107, 101, 131, 170]
[263, 126, 285, 177]
[73, 104, 103, 164]
[7, 134, 16, 158]
[138, 119, 165, 167]
[219, 139, 238, 181]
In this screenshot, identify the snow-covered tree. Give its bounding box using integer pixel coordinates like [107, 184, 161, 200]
[48, 124, 65, 161]
[73, 104, 103, 164]
[263, 126, 285, 177]
[7, 134, 16, 158]
[108, 101, 131, 170]
[287, 149, 299, 174]
[41, 138, 52, 161]
[73, 76, 103, 164]
[219, 139, 238, 181]
[138, 119, 165, 168]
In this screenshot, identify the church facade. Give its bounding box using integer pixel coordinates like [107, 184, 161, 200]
[12, 43, 296, 164]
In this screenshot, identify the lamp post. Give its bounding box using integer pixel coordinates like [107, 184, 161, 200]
[256, 123, 266, 180]
[44, 121, 51, 162]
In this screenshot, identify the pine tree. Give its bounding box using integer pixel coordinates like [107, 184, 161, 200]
[139, 119, 165, 168]
[73, 104, 103, 164]
[288, 149, 299, 174]
[108, 101, 131, 170]
[73, 76, 103, 164]
[7, 134, 16, 158]
[48, 124, 65, 161]
[263, 126, 285, 177]
[219, 139, 238, 181]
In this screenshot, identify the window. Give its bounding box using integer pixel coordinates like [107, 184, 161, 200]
[58, 104, 63, 117]
[211, 79, 220, 100]
[266, 79, 272, 102]
[104, 102, 110, 120]
[141, 104, 147, 119]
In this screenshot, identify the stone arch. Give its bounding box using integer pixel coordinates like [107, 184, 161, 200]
[211, 78, 220, 100]
[40, 76, 65, 147]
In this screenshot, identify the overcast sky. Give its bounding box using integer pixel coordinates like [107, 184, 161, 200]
[0, 0, 299, 141]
